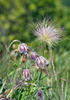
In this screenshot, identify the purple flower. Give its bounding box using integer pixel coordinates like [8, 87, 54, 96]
[30, 52, 39, 61]
[35, 56, 48, 69]
[22, 69, 31, 81]
[18, 43, 27, 54]
[36, 90, 44, 100]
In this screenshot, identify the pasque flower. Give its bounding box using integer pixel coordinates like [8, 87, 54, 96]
[35, 56, 48, 69]
[22, 69, 31, 81]
[36, 90, 44, 100]
[34, 20, 62, 46]
[18, 43, 27, 54]
[30, 52, 39, 61]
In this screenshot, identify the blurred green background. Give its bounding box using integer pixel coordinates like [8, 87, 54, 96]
[0, 0, 70, 45]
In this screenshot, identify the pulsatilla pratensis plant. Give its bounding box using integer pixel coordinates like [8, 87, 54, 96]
[0, 19, 62, 100]
[6, 40, 49, 100]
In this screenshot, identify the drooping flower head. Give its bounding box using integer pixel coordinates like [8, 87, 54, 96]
[36, 90, 44, 100]
[18, 43, 27, 54]
[22, 69, 31, 81]
[34, 20, 62, 46]
[35, 56, 48, 69]
[30, 52, 39, 61]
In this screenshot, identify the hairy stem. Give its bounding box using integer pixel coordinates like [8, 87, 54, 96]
[48, 45, 57, 81]
[8, 40, 21, 51]
[38, 70, 42, 81]
[62, 81, 64, 100]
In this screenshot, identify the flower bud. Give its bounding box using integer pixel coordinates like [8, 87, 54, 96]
[22, 69, 31, 81]
[30, 52, 39, 61]
[35, 56, 48, 69]
[18, 43, 27, 54]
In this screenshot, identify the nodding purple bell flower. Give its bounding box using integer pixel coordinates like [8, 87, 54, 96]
[22, 69, 31, 81]
[35, 56, 49, 69]
[30, 52, 39, 61]
[18, 43, 27, 54]
[36, 90, 44, 100]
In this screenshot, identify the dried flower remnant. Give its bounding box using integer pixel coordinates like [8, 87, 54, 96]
[35, 56, 48, 69]
[34, 20, 62, 46]
[22, 69, 31, 81]
[22, 56, 27, 63]
[18, 43, 27, 54]
[30, 52, 39, 61]
[36, 90, 44, 100]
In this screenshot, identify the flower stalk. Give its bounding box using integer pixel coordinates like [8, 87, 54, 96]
[8, 40, 21, 51]
[48, 45, 57, 81]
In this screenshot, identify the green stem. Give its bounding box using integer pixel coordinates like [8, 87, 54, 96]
[38, 70, 42, 81]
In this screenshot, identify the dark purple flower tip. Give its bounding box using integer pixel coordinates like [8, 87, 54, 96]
[36, 90, 44, 100]
[31, 52, 39, 61]
[18, 43, 27, 54]
[22, 69, 31, 81]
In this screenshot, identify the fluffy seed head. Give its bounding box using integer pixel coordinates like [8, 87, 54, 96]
[34, 20, 62, 46]
[35, 56, 48, 69]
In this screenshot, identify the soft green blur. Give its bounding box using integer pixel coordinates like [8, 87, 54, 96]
[0, 0, 70, 44]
